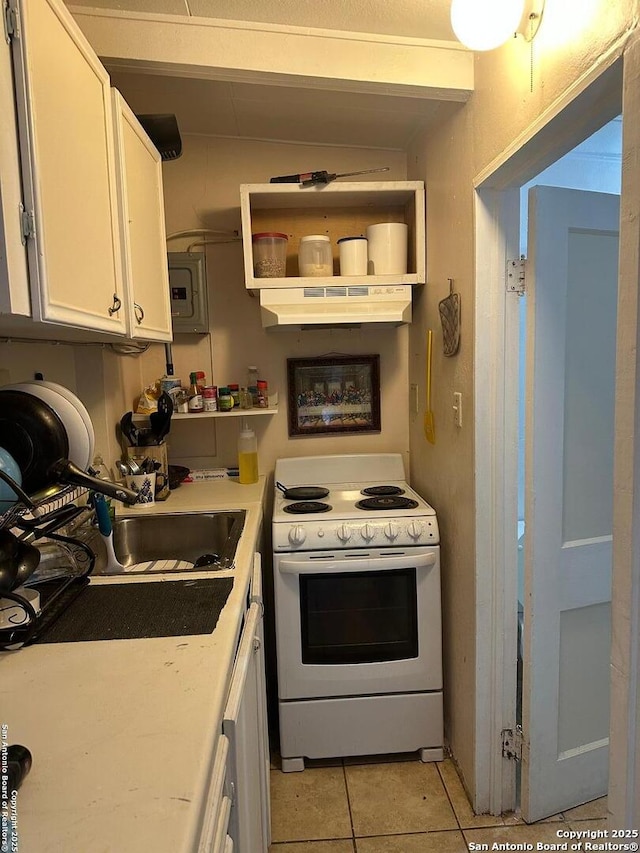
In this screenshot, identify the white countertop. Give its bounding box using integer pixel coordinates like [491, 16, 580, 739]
[0, 477, 267, 853]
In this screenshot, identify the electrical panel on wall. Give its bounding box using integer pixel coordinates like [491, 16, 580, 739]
[167, 252, 209, 333]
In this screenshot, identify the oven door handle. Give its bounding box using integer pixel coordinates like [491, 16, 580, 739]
[278, 552, 437, 575]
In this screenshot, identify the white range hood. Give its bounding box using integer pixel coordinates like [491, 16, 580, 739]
[259, 284, 412, 329]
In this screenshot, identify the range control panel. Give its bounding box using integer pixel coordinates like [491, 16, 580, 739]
[273, 516, 439, 551]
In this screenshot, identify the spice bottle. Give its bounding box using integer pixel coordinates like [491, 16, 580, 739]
[228, 383, 240, 408]
[237, 421, 259, 484]
[188, 372, 204, 413]
[203, 386, 218, 412]
[257, 379, 269, 408]
[239, 387, 253, 409]
[218, 387, 233, 411]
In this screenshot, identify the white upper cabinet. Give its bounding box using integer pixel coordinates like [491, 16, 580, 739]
[111, 90, 172, 342]
[9, 0, 126, 334]
[0, 28, 29, 316]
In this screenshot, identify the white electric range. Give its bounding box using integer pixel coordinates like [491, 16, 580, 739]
[271, 453, 443, 772]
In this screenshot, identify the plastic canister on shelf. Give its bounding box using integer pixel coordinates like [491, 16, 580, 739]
[298, 235, 333, 277]
[161, 376, 182, 402]
[247, 366, 259, 388]
[365, 222, 408, 275]
[218, 387, 233, 411]
[237, 421, 259, 484]
[338, 236, 368, 276]
[252, 232, 288, 278]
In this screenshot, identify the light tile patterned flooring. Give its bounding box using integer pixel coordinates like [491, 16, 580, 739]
[269, 754, 608, 852]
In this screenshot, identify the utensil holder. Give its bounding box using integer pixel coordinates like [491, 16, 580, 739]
[125, 444, 169, 500]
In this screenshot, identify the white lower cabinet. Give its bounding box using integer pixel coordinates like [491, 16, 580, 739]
[198, 735, 231, 853]
[222, 554, 270, 853]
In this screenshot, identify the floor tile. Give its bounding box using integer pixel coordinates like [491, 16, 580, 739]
[269, 842, 355, 852]
[503, 811, 564, 824]
[464, 822, 569, 847]
[356, 829, 468, 851]
[270, 766, 352, 843]
[567, 818, 609, 833]
[563, 797, 608, 821]
[438, 759, 505, 828]
[345, 760, 457, 837]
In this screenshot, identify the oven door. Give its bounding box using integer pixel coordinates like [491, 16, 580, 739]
[273, 548, 441, 700]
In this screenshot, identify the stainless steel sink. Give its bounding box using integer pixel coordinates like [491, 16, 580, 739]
[92, 510, 246, 574]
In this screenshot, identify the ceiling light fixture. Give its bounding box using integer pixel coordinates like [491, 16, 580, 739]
[450, 0, 545, 51]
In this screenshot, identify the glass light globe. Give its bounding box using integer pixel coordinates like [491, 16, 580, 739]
[451, 0, 526, 50]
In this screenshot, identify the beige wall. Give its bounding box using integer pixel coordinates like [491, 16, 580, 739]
[135, 135, 410, 478]
[0, 140, 409, 482]
[407, 0, 637, 803]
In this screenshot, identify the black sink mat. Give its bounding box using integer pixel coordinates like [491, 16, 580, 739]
[35, 578, 234, 643]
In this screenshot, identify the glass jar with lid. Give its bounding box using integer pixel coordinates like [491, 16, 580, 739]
[298, 235, 333, 277]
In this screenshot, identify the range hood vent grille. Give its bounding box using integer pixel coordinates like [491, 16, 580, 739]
[303, 286, 371, 298]
[259, 285, 413, 329]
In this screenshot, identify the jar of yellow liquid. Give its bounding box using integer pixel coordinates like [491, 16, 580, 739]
[237, 421, 259, 484]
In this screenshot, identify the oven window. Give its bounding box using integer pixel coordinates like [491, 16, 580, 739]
[300, 568, 418, 664]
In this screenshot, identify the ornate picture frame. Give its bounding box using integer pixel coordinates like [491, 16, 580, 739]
[287, 354, 381, 436]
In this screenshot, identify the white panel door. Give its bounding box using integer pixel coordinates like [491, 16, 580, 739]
[11, 0, 125, 333]
[522, 185, 619, 822]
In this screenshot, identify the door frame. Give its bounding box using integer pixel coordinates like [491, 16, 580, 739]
[473, 39, 640, 823]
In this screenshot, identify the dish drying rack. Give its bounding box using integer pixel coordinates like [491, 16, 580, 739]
[0, 485, 96, 651]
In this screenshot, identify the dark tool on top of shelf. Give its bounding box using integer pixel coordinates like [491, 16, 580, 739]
[269, 167, 390, 187]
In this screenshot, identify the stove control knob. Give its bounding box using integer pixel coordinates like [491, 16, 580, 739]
[384, 522, 400, 541]
[337, 524, 352, 543]
[361, 523, 376, 542]
[407, 520, 424, 541]
[288, 525, 306, 546]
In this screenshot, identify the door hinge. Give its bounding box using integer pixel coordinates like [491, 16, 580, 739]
[502, 725, 524, 761]
[506, 257, 527, 295]
[3, 0, 18, 42]
[19, 204, 35, 243]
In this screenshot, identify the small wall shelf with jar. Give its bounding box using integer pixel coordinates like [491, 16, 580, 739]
[172, 408, 278, 420]
[240, 181, 425, 290]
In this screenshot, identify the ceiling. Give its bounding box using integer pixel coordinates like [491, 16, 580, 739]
[68, 0, 465, 150]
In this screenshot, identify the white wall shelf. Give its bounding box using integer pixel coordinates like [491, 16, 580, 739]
[240, 181, 425, 290]
[172, 408, 278, 420]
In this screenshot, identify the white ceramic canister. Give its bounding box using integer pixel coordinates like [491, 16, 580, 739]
[338, 236, 368, 276]
[298, 235, 333, 277]
[366, 222, 409, 275]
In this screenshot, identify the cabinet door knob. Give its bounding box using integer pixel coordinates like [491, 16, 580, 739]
[108, 293, 122, 316]
[133, 302, 144, 324]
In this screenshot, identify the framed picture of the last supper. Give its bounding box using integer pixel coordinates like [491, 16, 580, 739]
[287, 354, 381, 436]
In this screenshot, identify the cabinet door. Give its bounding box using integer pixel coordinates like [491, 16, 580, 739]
[9, 0, 126, 333]
[197, 734, 229, 853]
[223, 600, 270, 853]
[112, 90, 172, 342]
[0, 26, 29, 316]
